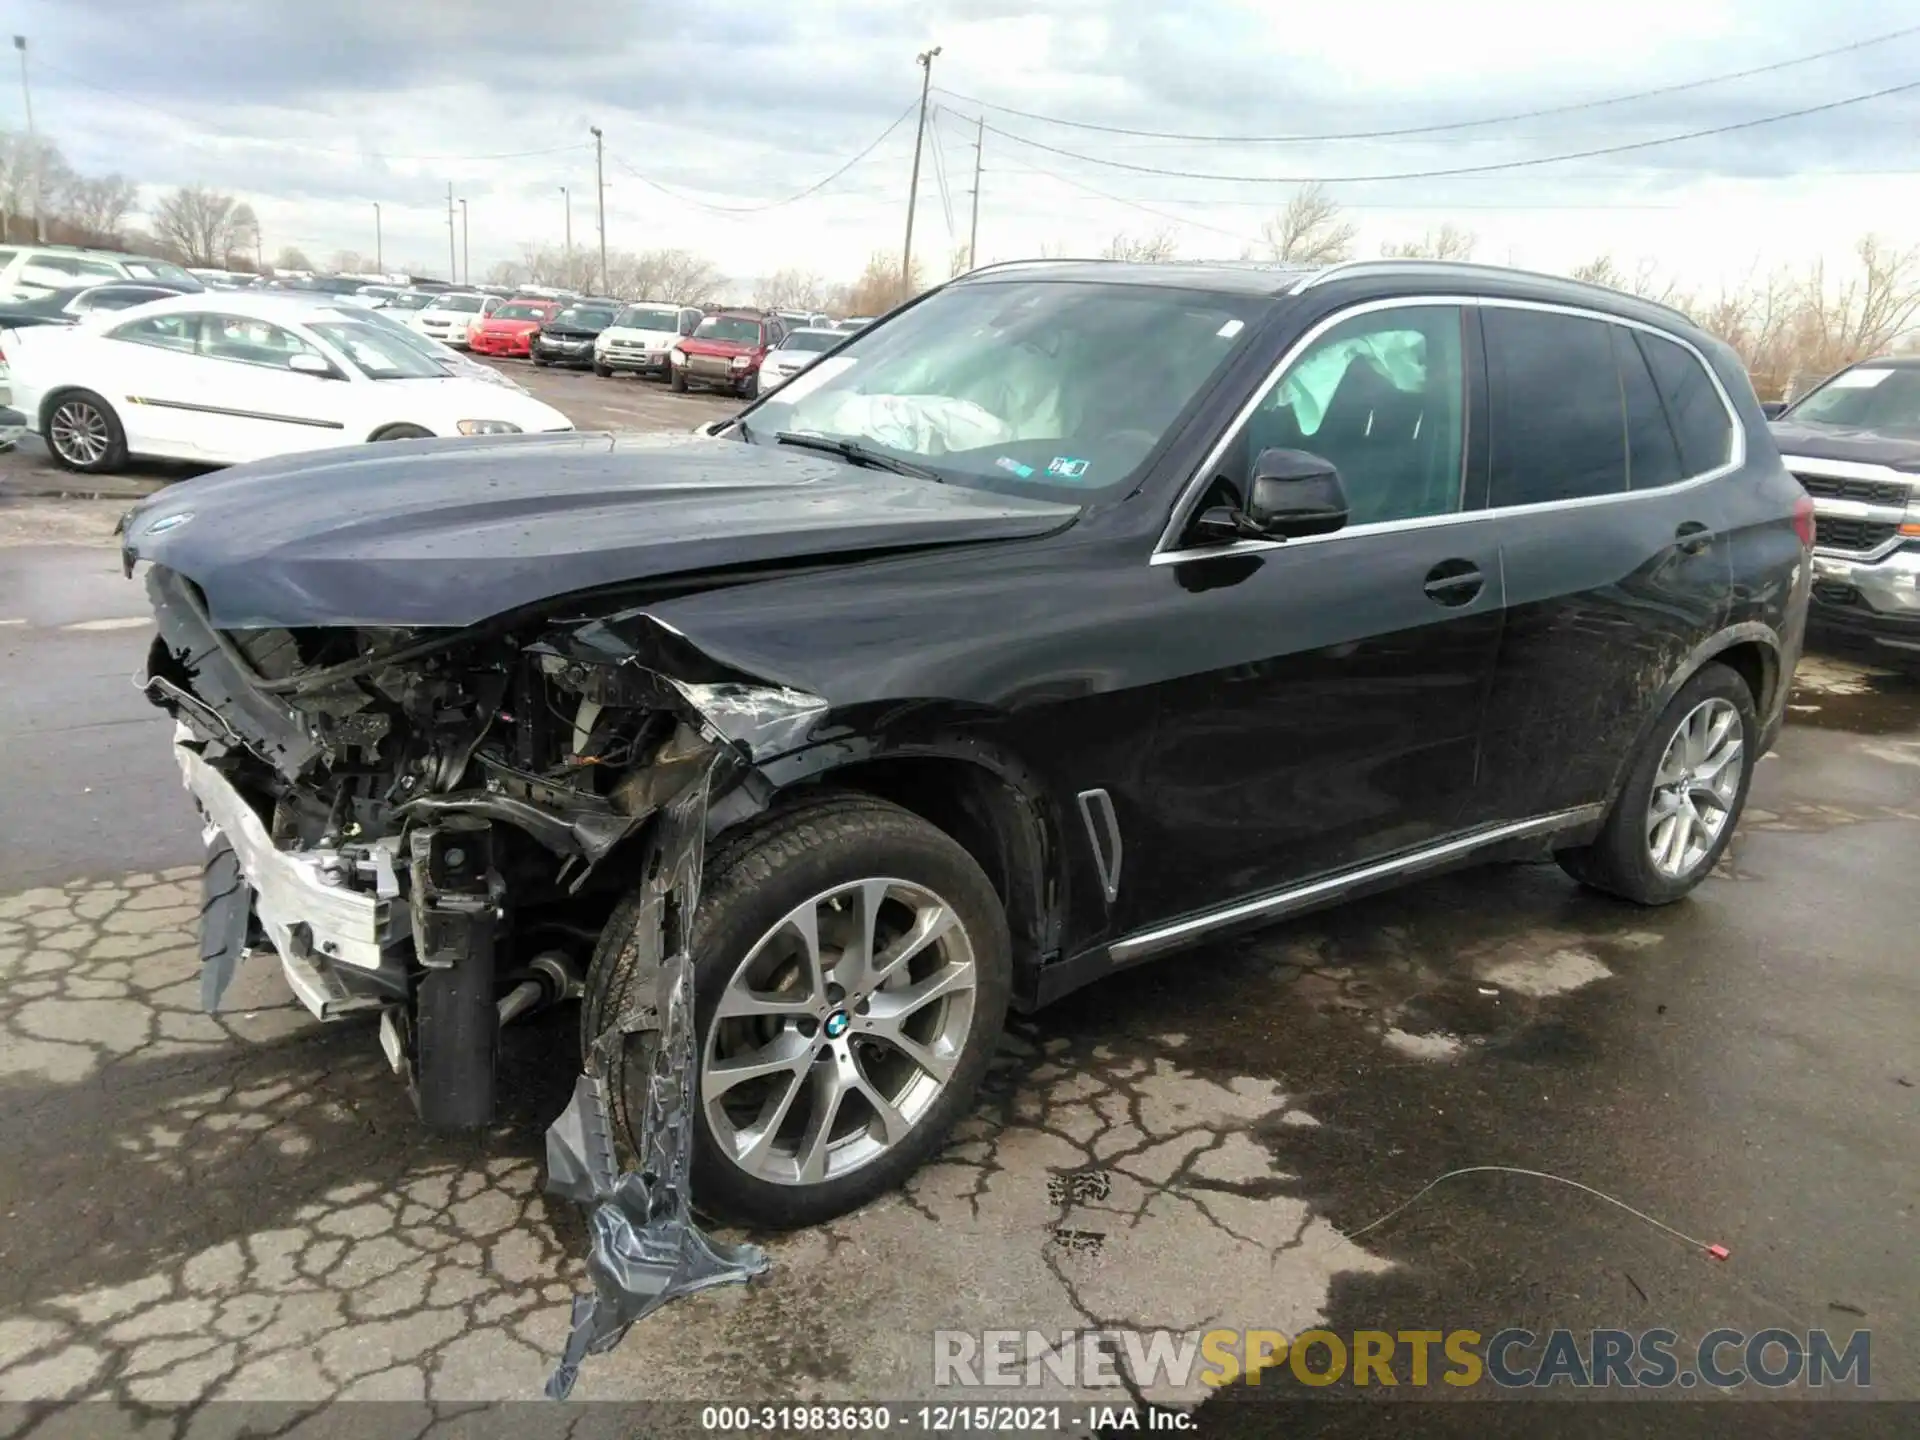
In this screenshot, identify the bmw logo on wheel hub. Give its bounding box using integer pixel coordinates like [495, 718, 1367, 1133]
[823, 1010, 851, 1039]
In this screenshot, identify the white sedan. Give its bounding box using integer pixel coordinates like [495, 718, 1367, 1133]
[8, 292, 572, 474]
[755, 327, 843, 394]
[409, 292, 500, 348]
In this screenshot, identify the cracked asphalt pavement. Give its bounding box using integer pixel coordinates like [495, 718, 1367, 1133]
[1, 381, 1916, 1432]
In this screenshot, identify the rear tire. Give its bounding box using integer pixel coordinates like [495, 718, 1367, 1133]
[44, 390, 128, 474]
[582, 794, 1012, 1229]
[1555, 662, 1757, 904]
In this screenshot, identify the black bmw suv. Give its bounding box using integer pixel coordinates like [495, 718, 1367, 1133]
[122, 258, 1809, 1236]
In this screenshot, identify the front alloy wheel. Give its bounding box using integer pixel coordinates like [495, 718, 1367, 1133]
[702, 878, 976, 1187]
[1646, 697, 1744, 878]
[581, 794, 1011, 1228]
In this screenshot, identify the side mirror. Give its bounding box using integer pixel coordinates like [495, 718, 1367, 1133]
[1244, 449, 1348, 538]
[1760, 400, 1788, 419]
[287, 353, 338, 379]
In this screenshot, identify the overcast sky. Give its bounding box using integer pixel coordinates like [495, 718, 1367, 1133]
[17, 0, 1920, 291]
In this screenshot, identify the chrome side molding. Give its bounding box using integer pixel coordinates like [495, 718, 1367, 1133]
[1107, 804, 1604, 964]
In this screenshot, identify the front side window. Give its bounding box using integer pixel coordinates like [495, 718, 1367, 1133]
[748, 278, 1267, 496]
[197, 315, 325, 369]
[108, 313, 199, 354]
[1237, 305, 1466, 527]
[1485, 308, 1626, 507]
[696, 316, 765, 344]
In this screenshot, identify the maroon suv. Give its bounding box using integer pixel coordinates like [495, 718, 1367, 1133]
[669, 311, 785, 398]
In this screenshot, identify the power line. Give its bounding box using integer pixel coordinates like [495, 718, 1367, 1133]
[981, 170, 1685, 209]
[35, 59, 592, 162]
[931, 23, 1920, 144]
[606, 98, 918, 214]
[961, 77, 1920, 185]
[1017, 163, 1264, 245]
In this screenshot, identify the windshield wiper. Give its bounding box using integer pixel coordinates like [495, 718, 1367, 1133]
[775, 431, 944, 482]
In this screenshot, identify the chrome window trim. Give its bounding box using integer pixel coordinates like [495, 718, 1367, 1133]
[1154, 294, 1746, 563]
[1107, 803, 1606, 964]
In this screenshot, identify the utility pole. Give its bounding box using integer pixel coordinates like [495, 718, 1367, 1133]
[459, 198, 469, 285]
[902, 46, 940, 294]
[445, 182, 456, 283]
[373, 202, 382, 273]
[589, 126, 607, 294]
[13, 36, 39, 243]
[560, 185, 572, 287]
[967, 115, 983, 273]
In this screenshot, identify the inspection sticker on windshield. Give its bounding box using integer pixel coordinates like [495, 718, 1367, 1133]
[1046, 456, 1090, 479]
[1830, 367, 1892, 388]
[1217, 319, 1245, 338]
[995, 456, 1036, 478]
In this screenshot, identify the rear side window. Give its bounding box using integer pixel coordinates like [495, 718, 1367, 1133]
[1613, 327, 1685, 490]
[1485, 308, 1626, 507]
[1636, 331, 1733, 476]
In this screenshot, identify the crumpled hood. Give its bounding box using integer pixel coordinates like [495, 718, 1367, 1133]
[121, 430, 1079, 629]
[1769, 419, 1920, 469]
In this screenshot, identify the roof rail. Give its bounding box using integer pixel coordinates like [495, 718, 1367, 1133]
[1290, 258, 1696, 325]
[958, 257, 1109, 278]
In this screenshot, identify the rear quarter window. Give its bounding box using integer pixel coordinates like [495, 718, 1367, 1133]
[1636, 331, 1734, 477]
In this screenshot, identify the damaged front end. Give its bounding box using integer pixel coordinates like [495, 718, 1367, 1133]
[141, 564, 814, 1381]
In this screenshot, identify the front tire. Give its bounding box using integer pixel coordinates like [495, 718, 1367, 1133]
[593, 362, 613, 378]
[371, 423, 434, 442]
[670, 368, 688, 393]
[583, 795, 1012, 1229]
[1556, 662, 1757, 904]
[45, 390, 128, 474]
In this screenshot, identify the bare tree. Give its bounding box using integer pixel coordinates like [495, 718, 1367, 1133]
[330, 249, 368, 275]
[754, 268, 829, 311]
[1380, 223, 1477, 261]
[486, 258, 527, 287]
[273, 245, 313, 273]
[622, 248, 723, 303]
[0, 131, 74, 241]
[948, 242, 973, 278]
[842, 250, 925, 317]
[152, 186, 259, 265]
[1101, 229, 1179, 262]
[61, 173, 138, 241]
[1260, 183, 1356, 265]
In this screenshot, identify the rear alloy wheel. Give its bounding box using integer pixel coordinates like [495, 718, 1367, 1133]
[583, 795, 1011, 1228]
[45, 390, 128, 474]
[1556, 662, 1756, 904]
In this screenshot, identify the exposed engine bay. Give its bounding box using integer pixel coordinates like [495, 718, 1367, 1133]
[141, 563, 806, 1387]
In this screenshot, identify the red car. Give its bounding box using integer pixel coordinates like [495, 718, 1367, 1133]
[669, 310, 786, 397]
[468, 298, 559, 358]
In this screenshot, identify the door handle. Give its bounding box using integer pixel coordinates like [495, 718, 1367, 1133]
[1675, 522, 1713, 555]
[1422, 559, 1484, 607]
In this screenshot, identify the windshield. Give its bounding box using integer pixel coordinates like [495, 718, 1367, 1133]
[434, 294, 485, 313]
[781, 330, 838, 353]
[311, 321, 448, 379]
[1787, 366, 1920, 431]
[554, 305, 614, 328]
[742, 279, 1266, 495]
[696, 316, 763, 344]
[384, 291, 435, 310]
[615, 306, 680, 331]
[494, 302, 548, 321]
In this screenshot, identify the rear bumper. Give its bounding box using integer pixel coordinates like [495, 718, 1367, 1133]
[1809, 545, 1920, 654]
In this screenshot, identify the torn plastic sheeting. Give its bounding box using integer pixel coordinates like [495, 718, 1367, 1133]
[666, 677, 829, 760]
[544, 756, 768, 1401]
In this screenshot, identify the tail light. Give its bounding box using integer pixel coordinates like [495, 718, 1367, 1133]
[1792, 493, 1816, 549]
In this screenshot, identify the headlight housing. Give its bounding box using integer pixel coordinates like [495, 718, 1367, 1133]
[457, 419, 523, 436]
[730, 355, 751, 370]
[670, 347, 687, 365]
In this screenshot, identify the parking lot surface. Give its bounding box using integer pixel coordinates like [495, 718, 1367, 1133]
[0, 366, 1915, 1432]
